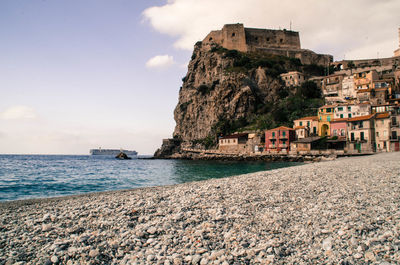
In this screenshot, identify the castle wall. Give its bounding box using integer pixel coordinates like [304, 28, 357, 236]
[245, 28, 300, 50]
[201, 24, 332, 66]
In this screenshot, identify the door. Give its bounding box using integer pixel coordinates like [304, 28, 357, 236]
[395, 142, 400, 152]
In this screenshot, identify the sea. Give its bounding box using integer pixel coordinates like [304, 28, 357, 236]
[0, 155, 301, 202]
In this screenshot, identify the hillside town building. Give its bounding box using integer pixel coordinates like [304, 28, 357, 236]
[215, 28, 400, 155]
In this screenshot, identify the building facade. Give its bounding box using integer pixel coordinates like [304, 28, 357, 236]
[347, 114, 376, 152]
[218, 133, 248, 153]
[280, 71, 306, 87]
[318, 105, 335, 136]
[375, 112, 390, 152]
[265, 126, 296, 152]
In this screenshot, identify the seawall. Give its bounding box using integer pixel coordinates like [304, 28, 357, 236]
[1, 152, 399, 264]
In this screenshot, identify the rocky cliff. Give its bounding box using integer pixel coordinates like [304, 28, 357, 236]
[154, 42, 325, 157]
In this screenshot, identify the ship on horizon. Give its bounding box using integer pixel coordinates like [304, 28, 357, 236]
[90, 147, 138, 157]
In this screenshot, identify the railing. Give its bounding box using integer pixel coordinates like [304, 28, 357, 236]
[390, 136, 400, 141]
[390, 121, 399, 127]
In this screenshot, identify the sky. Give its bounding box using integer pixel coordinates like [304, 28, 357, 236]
[0, 0, 399, 155]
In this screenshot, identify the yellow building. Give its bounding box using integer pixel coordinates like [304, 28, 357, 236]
[318, 105, 335, 136]
[353, 70, 379, 90]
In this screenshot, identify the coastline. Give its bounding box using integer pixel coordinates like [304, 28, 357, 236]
[1, 152, 399, 264]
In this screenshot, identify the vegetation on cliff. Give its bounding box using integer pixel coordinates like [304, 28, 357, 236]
[161, 42, 332, 153]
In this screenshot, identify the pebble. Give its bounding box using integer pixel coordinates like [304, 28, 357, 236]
[0, 152, 399, 264]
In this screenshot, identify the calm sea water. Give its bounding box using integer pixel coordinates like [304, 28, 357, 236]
[0, 155, 301, 201]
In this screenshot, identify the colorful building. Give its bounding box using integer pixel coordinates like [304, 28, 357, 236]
[265, 126, 295, 152]
[318, 105, 335, 136]
[389, 105, 400, 151]
[330, 118, 348, 139]
[347, 114, 376, 153]
[353, 70, 379, 90]
[293, 116, 319, 139]
[374, 112, 390, 152]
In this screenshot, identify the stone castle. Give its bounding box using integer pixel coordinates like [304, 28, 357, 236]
[201, 23, 333, 66]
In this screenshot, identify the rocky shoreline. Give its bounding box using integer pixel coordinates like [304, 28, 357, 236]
[1, 152, 399, 264]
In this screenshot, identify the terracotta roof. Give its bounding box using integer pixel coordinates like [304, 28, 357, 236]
[295, 116, 318, 121]
[219, 133, 248, 139]
[294, 126, 306, 129]
[268, 126, 295, 131]
[376, 112, 390, 119]
[331, 118, 349, 122]
[347, 114, 375, 122]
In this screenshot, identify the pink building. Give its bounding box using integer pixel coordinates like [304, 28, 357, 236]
[330, 118, 348, 139]
[265, 126, 296, 151]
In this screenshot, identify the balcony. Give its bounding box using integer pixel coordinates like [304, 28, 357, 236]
[278, 144, 287, 148]
[279, 135, 288, 139]
[390, 136, 400, 142]
[390, 121, 399, 128]
[268, 144, 277, 149]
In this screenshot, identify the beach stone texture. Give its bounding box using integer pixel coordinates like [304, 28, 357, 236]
[0, 152, 400, 264]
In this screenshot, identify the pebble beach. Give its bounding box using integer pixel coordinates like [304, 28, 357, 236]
[1, 152, 399, 265]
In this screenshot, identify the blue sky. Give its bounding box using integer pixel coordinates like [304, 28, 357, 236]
[0, 0, 399, 154]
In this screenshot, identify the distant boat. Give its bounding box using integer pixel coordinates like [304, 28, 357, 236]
[90, 148, 138, 157]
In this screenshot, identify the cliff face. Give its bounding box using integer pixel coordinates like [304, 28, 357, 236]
[155, 41, 324, 157]
[173, 43, 282, 146]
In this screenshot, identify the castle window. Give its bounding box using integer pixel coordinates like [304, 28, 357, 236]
[232, 33, 236, 37]
[209, 37, 213, 41]
[280, 39, 283, 43]
[267, 38, 270, 41]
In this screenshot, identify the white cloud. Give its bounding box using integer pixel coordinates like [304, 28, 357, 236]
[143, 0, 400, 60]
[0, 105, 38, 120]
[145, 55, 175, 69]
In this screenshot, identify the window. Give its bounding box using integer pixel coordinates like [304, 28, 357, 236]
[326, 108, 332, 113]
[341, 129, 345, 136]
[376, 132, 379, 137]
[313, 127, 317, 134]
[340, 114, 344, 118]
[348, 113, 352, 118]
[300, 121, 303, 126]
[280, 39, 283, 43]
[338, 107, 343, 111]
[282, 141, 286, 146]
[272, 132, 275, 137]
[307, 121, 310, 127]
[327, 116, 331, 122]
[282, 131, 286, 137]
[333, 129, 337, 136]
[232, 33, 236, 37]
[351, 133, 355, 141]
[360, 132, 365, 141]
